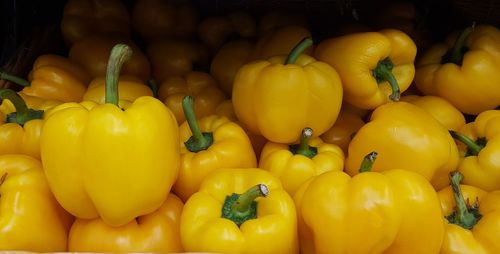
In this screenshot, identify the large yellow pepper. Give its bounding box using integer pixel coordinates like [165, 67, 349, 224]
[69, 35, 151, 81]
[233, 38, 343, 143]
[449, 110, 500, 191]
[319, 109, 365, 154]
[259, 127, 344, 196]
[61, 0, 131, 45]
[181, 168, 298, 254]
[0, 154, 73, 252]
[415, 25, 500, 115]
[315, 29, 417, 109]
[69, 193, 183, 252]
[83, 75, 153, 104]
[401, 94, 466, 131]
[173, 96, 256, 202]
[294, 152, 445, 254]
[41, 44, 180, 226]
[345, 101, 459, 190]
[158, 72, 226, 125]
[438, 171, 500, 253]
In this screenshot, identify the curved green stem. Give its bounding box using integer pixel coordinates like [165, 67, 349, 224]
[105, 44, 133, 106]
[449, 130, 484, 156]
[289, 127, 318, 158]
[222, 184, 269, 227]
[446, 171, 482, 230]
[285, 37, 313, 65]
[0, 89, 43, 125]
[182, 96, 213, 152]
[147, 79, 159, 98]
[359, 151, 378, 173]
[0, 70, 30, 87]
[450, 26, 474, 65]
[373, 58, 400, 101]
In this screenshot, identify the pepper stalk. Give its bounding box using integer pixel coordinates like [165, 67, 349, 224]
[0, 89, 43, 125]
[285, 37, 313, 65]
[289, 127, 318, 158]
[182, 95, 214, 152]
[359, 151, 378, 173]
[222, 184, 269, 227]
[445, 171, 482, 230]
[105, 44, 133, 106]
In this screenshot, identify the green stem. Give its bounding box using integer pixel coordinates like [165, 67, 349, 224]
[285, 37, 313, 65]
[372, 58, 400, 101]
[359, 151, 378, 173]
[0, 89, 43, 125]
[449, 130, 484, 156]
[289, 127, 318, 158]
[105, 44, 133, 106]
[147, 79, 159, 98]
[0, 70, 30, 87]
[222, 184, 269, 227]
[182, 96, 213, 152]
[446, 171, 481, 230]
[450, 26, 473, 65]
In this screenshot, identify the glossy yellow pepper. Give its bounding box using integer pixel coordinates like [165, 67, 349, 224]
[233, 38, 343, 143]
[401, 94, 466, 131]
[210, 39, 254, 96]
[319, 109, 365, 154]
[147, 39, 210, 83]
[132, 0, 197, 42]
[158, 71, 226, 125]
[0, 154, 73, 252]
[315, 29, 417, 109]
[449, 110, 500, 191]
[173, 96, 256, 202]
[415, 25, 500, 115]
[61, 0, 131, 45]
[345, 101, 459, 190]
[259, 127, 344, 196]
[438, 171, 500, 253]
[181, 168, 298, 254]
[69, 34, 151, 81]
[83, 75, 153, 104]
[69, 193, 183, 252]
[41, 44, 180, 226]
[250, 25, 312, 60]
[294, 152, 445, 254]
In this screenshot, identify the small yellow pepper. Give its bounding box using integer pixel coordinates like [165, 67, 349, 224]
[173, 96, 256, 202]
[41, 44, 180, 226]
[295, 152, 445, 254]
[345, 101, 459, 190]
[83, 75, 153, 104]
[438, 171, 500, 253]
[0, 154, 73, 252]
[259, 127, 344, 196]
[319, 109, 365, 154]
[315, 29, 417, 109]
[233, 38, 343, 143]
[415, 25, 500, 115]
[180, 168, 298, 254]
[69, 193, 183, 252]
[158, 71, 226, 125]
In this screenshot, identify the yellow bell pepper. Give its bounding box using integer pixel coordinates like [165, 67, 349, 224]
[181, 168, 298, 254]
[315, 29, 417, 109]
[259, 127, 344, 196]
[61, 0, 131, 45]
[158, 71, 226, 125]
[132, 0, 197, 42]
[401, 94, 466, 131]
[345, 101, 459, 190]
[0, 154, 73, 252]
[250, 25, 312, 60]
[173, 96, 256, 202]
[41, 44, 180, 226]
[69, 193, 183, 252]
[438, 171, 500, 253]
[83, 75, 153, 104]
[449, 110, 500, 191]
[210, 39, 254, 96]
[258, 11, 309, 36]
[319, 109, 365, 154]
[147, 39, 210, 83]
[69, 34, 151, 81]
[294, 152, 445, 254]
[199, 12, 257, 53]
[233, 38, 343, 143]
[415, 25, 500, 115]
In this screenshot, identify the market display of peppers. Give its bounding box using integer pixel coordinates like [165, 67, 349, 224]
[0, 0, 499, 253]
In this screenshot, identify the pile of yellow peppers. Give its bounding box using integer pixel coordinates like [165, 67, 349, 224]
[0, 0, 499, 253]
